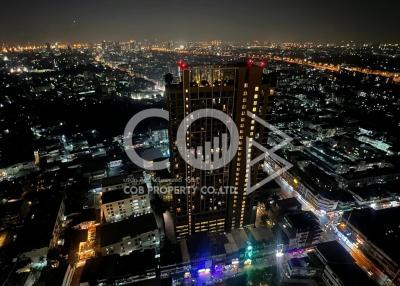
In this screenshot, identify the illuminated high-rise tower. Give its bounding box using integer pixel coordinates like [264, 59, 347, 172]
[166, 60, 275, 240]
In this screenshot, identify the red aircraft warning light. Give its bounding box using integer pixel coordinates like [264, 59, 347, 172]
[247, 58, 254, 67]
[178, 59, 187, 70]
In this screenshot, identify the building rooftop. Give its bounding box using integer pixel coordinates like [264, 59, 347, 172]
[97, 213, 157, 247]
[276, 197, 302, 211]
[159, 243, 183, 267]
[101, 174, 128, 188]
[62, 228, 88, 263]
[224, 233, 239, 254]
[316, 241, 376, 286]
[247, 226, 274, 243]
[230, 228, 248, 250]
[349, 182, 400, 201]
[292, 164, 354, 203]
[284, 211, 321, 232]
[80, 249, 157, 284]
[16, 192, 63, 253]
[101, 188, 132, 204]
[288, 256, 319, 269]
[68, 208, 98, 227]
[81, 156, 107, 174]
[138, 147, 164, 161]
[341, 166, 400, 181]
[185, 232, 228, 261]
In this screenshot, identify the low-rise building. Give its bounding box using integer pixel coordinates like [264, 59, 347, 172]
[80, 249, 158, 285]
[279, 211, 322, 250]
[16, 193, 65, 266]
[97, 214, 160, 256]
[284, 256, 322, 279]
[100, 188, 151, 223]
[314, 241, 376, 286]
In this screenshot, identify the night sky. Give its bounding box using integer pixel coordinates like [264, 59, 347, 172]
[1, 0, 399, 44]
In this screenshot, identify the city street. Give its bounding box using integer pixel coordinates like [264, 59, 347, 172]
[263, 163, 393, 286]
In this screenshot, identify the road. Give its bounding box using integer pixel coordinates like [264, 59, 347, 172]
[334, 224, 392, 286]
[142, 48, 400, 83]
[176, 250, 277, 286]
[263, 162, 394, 285]
[268, 55, 400, 83]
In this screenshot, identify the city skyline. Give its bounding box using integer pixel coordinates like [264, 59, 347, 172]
[0, 4, 399, 285]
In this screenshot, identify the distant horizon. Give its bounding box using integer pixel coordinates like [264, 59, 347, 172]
[1, 39, 399, 46]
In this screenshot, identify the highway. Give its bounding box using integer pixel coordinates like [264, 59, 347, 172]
[143, 47, 400, 83]
[268, 55, 400, 83]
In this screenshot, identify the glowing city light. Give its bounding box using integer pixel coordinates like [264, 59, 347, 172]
[276, 244, 284, 257]
[197, 268, 210, 275]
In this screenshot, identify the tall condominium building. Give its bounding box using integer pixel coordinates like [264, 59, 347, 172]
[166, 61, 275, 240]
